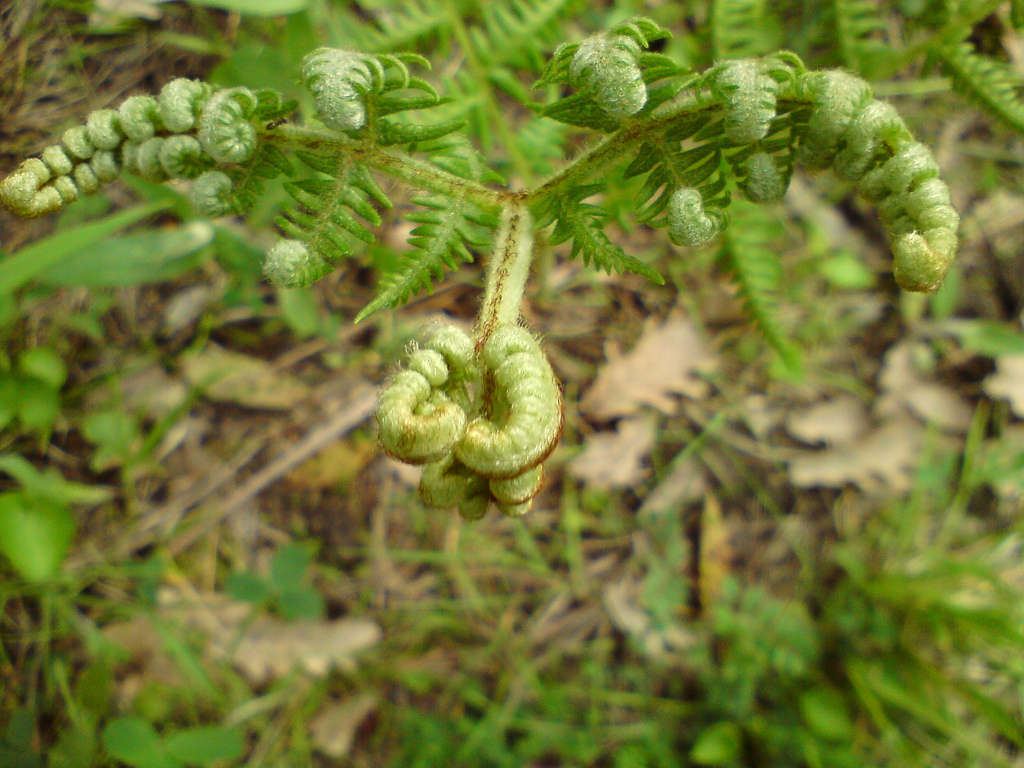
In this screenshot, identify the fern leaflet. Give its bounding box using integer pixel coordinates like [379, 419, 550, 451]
[937, 42, 1024, 135]
[717, 202, 801, 371]
[709, 0, 780, 61]
[541, 186, 664, 285]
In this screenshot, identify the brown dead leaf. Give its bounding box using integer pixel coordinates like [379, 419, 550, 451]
[568, 415, 655, 490]
[109, 588, 380, 686]
[581, 314, 718, 420]
[230, 617, 381, 684]
[877, 341, 972, 431]
[788, 419, 923, 492]
[311, 694, 379, 759]
[785, 395, 868, 446]
[639, 452, 707, 515]
[181, 343, 310, 410]
[984, 355, 1024, 419]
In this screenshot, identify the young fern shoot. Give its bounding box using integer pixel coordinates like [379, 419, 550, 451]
[0, 16, 962, 518]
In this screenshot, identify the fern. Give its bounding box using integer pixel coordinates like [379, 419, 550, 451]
[355, 141, 498, 322]
[717, 202, 801, 371]
[831, 0, 887, 72]
[936, 41, 1024, 135]
[356, 0, 456, 53]
[274, 153, 390, 272]
[472, 0, 584, 72]
[709, 0, 781, 61]
[540, 185, 665, 285]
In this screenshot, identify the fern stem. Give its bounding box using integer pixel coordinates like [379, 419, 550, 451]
[269, 124, 508, 209]
[476, 201, 534, 343]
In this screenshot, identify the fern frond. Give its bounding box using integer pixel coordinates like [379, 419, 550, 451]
[717, 202, 800, 370]
[358, 0, 455, 53]
[831, 0, 887, 71]
[356, 140, 498, 322]
[536, 16, 683, 132]
[936, 42, 1024, 135]
[226, 143, 292, 213]
[472, 0, 584, 72]
[541, 186, 664, 284]
[709, 0, 780, 61]
[273, 153, 391, 278]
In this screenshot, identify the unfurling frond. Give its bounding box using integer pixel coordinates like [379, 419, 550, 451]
[537, 16, 680, 131]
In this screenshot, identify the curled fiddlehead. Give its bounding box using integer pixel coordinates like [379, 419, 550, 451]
[197, 87, 259, 164]
[454, 325, 562, 480]
[378, 322, 561, 519]
[794, 70, 959, 290]
[568, 32, 648, 119]
[0, 77, 269, 218]
[668, 187, 723, 247]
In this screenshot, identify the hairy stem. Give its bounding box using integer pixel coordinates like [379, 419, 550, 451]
[475, 201, 534, 344]
[269, 124, 510, 209]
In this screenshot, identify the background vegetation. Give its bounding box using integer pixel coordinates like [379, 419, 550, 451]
[1, 0, 1023, 766]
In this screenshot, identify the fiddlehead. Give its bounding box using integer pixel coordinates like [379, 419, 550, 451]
[0, 77, 269, 219]
[378, 322, 562, 519]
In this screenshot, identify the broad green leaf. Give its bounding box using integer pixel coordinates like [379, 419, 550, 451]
[817, 252, 876, 290]
[225, 571, 272, 604]
[37, 222, 213, 287]
[799, 686, 854, 742]
[944, 319, 1024, 357]
[270, 543, 311, 591]
[164, 727, 244, 765]
[16, 383, 60, 432]
[17, 347, 67, 389]
[277, 286, 321, 338]
[0, 492, 74, 582]
[0, 202, 169, 294]
[102, 717, 179, 768]
[0, 454, 112, 506]
[0, 708, 42, 768]
[82, 410, 140, 470]
[690, 721, 742, 766]
[277, 587, 325, 621]
[185, 0, 309, 16]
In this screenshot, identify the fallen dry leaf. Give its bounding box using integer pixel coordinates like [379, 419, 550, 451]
[568, 415, 655, 490]
[181, 343, 310, 410]
[877, 341, 972, 431]
[105, 588, 380, 687]
[639, 452, 707, 516]
[984, 355, 1024, 419]
[788, 419, 923, 492]
[311, 694, 379, 759]
[230, 617, 381, 684]
[581, 314, 717, 420]
[785, 395, 868, 446]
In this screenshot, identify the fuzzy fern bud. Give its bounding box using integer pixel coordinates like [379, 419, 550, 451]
[191, 170, 234, 217]
[197, 87, 258, 164]
[742, 151, 787, 203]
[668, 187, 723, 247]
[569, 34, 648, 119]
[711, 59, 781, 144]
[301, 48, 384, 132]
[263, 238, 330, 288]
[454, 325, 562, 480]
